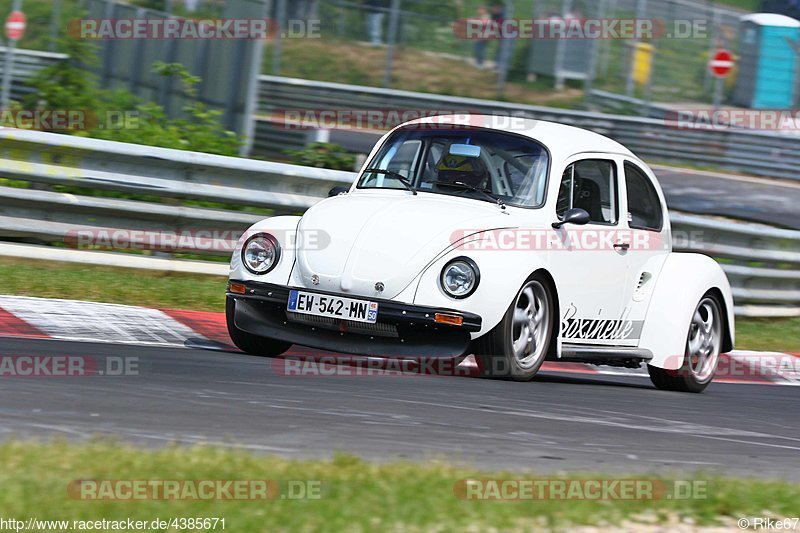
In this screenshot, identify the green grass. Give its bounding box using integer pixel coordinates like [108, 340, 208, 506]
[1, 257, 798, 352]
[0, 440, 797, 531]
[736, 317, 800, 352]
[0, 257, 226, 312]
[267, 37, 585, 107]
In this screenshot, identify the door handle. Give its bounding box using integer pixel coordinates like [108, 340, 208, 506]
[613, 242, 630, 251]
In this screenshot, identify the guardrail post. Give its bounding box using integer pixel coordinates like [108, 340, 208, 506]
[271, 0, 286, 75]
[48, 0, 61, 52]
[552, 0, 572, 91]
[241, 0, 270, 157]
[1, 0, 23, 109]
[383, 0, 402, 88]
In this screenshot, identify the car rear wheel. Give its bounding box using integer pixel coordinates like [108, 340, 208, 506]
[475, 275, 555, 381]
[648, 294, 722, 393]
[226, 298, 292, 357]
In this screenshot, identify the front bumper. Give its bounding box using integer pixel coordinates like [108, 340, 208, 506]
[227, 280, 482, 358]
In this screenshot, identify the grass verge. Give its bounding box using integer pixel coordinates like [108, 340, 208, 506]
[0, 257, 226, 313]
[735, 318, 800, 352]
[0, 257, 797, 352]
[1, 440, 797, 532]
[270, 38, 585, 108]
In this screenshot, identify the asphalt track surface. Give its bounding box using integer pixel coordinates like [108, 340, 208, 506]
[1, 336, 798, 480]
[653, 166, 800, 230]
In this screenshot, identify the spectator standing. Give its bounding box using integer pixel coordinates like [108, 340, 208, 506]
[472, 6, 492, 68]
[365, 0, 388, 46]
[489, 0, 507, 69]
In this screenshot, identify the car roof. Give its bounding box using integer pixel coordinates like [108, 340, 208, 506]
[399, 114, 636, 162]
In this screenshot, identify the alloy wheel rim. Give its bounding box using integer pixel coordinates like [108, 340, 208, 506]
[511, 280, 550, 368]
[687, 297, 722, 382]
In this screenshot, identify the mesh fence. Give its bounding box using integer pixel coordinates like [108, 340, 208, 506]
[314, 1, 473, 57]
[298, 0, 750, 107]
[11, 0, 759, 111]
[591, 0, 745, 105]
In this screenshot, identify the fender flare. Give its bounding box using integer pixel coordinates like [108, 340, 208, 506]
[410, 238, 552, 338]
[640, 252, 735, 369]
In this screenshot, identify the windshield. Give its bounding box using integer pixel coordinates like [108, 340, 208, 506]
[357, 127, 550, 208]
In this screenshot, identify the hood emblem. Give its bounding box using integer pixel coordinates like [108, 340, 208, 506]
[311, 274, 320, 285]
[374, 282, 385, 292]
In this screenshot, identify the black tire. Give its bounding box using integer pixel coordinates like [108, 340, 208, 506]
[648, 293, 723, 393]
[226, 298, 292, 357]
[474, 274, 555, 381]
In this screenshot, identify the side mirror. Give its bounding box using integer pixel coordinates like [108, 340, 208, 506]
[552, 208, 590, 229]
[328, 186, 349, 197]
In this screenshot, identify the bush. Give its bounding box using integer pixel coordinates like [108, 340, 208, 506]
[284, 142, 357, 171]
[23, 37, 240, 156]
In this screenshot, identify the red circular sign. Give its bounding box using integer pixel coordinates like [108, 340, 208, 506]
[709, 49, 734, 78]
[5, 11, 26, 41]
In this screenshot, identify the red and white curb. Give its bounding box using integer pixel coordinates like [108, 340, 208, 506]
[0, 295, 797, 386]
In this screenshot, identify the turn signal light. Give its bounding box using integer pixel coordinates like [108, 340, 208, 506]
[434, 313, 464, 326]
[229, 283, 246, 294]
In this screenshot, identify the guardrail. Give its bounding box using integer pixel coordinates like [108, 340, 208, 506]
[0, 128, 797, 317]
[256, 76, 800, 182]
[0, 47, 67, 103]
[669, 213, 800, 317]
[10, 50, 800, 184]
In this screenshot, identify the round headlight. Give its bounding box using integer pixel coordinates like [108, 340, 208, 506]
[242, 233, 281, 275]
[440, 257, 479, 299]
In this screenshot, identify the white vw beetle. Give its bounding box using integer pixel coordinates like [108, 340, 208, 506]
[227, 116, 734, 393]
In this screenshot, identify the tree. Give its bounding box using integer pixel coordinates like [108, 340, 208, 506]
[24, 38, 240, 156]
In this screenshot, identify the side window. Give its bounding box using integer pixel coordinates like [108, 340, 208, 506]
[555, 159, 618, 225]
[624, 162, 663, 231]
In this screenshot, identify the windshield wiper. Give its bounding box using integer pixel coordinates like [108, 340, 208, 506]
[430, 180, 505, 210]
[362, 168, 417, 195]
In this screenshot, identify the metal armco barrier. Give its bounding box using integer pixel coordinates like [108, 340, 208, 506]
[0, 128, 797, 317]
[8, 48, 800, 182]
[0, 47, 67, 103]
[256, 76, 800, 182]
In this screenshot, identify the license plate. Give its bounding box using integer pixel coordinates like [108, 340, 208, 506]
[287, 290, 378, 324]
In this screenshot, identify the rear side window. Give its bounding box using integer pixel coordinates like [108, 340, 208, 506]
[624, 162, 663, 231]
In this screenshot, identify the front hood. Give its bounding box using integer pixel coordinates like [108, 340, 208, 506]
[294, 191, 510, 299]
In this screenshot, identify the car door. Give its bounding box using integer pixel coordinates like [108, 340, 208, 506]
[615, 159, 671, 347]
[548, 155, 631, 347]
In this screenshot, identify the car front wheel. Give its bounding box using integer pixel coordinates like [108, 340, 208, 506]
[226, 298, 292, 357]
[475, 275, 555, 381]
[648, 293, 722, 393]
